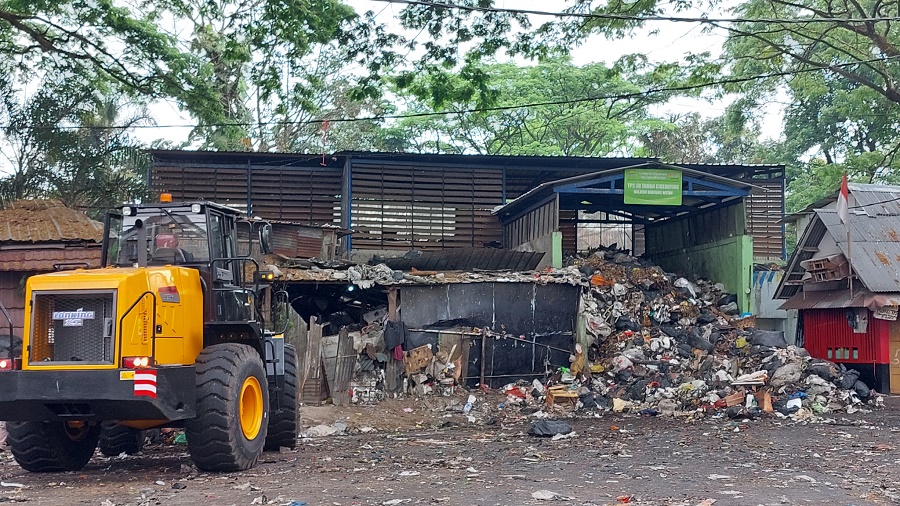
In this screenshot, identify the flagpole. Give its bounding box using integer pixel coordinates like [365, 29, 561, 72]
[838, 172, 852, 300]
[848, 226, 853, 298]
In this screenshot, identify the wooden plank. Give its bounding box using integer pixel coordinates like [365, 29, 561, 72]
[332, 328, 355, 407]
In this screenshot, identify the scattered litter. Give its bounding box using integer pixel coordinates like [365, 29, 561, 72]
[528, 420, 573, 437]
[531, 490, 570, 501]
[302, 423, 347, 438]
[0, 483, 24, 488]
[398, 471, 420, 477]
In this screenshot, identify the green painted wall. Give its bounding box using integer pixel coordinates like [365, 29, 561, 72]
[649, 235, 753, 312]
[551, 231, 563, 268]
[645, 203, 753, 312]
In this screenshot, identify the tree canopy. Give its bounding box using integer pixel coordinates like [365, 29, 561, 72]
[0, 0, 897, 214]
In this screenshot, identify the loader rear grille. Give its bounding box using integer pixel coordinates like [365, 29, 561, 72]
[30, 291, 116, 364]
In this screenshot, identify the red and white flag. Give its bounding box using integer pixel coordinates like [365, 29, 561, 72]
[134, 370, 157, 399]
[837, 172, 850, 224]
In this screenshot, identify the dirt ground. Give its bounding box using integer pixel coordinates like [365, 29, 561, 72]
[2, 396, 900, 506]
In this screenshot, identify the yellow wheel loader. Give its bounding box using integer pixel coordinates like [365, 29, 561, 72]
[0, 200, 297, 472]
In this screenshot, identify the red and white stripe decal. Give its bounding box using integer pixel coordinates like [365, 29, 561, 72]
[134, 370, 158, 399]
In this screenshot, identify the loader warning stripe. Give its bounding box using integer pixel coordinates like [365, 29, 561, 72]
[134, 370, 157, 399]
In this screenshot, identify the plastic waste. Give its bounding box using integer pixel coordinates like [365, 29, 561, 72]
[528, 420, 573, 437]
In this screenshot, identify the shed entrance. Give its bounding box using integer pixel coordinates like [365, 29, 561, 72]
[494, 162, 761, 311]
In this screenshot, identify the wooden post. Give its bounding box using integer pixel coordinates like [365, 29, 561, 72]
[480, 334, 487, 387]
[388, 288, 398, 322]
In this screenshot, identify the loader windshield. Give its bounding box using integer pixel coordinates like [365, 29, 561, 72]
[110, 205, 211, 266]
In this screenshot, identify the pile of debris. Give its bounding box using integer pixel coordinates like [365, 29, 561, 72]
[278, 260, 592, 288]
[292, 245, 880, 422]
[506, 248, 881, 419]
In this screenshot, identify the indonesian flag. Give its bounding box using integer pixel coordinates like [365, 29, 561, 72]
[837, 172, 850, 224]
[134, 370, 158, 399]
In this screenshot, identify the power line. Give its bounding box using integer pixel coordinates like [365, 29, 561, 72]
[849, 195, 900, 209]
[15, 55, 900, 132]
[368, 0, 900, 25]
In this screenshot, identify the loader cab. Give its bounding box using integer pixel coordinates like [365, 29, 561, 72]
[102, 201, 274, 331]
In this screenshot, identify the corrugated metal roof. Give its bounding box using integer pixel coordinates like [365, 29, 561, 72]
[782, 182, 900, 223]
[848, 183, 900, 216]
[494, 162, 761, 221]
[150, 149, 784, 177]
[780, 288, 900, 310]
[817, 209, 900, 292]
[0, 200, 102, 243]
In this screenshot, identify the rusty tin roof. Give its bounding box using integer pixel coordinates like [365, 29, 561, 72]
[0, 200, 103, 243]
[816, 209, 900, 293]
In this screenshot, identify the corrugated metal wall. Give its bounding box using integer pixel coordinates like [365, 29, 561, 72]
[645, 203, 746, 253]
[350, 163, 504, 250]
[745, 178, 784, 259]
[150, 154, 784, 257]
[0, 271, 32, 338]
[502, 196, 558, 249]
[152, 163, 342, 225]
[803, 309, 889, 364]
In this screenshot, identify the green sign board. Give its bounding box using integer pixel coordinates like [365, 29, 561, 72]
[623, 169, 683, 206]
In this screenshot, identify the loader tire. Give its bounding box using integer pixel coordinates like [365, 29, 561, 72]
[7, 421, 100, 472]
[264, 344, 298, 451]
[186, 343, 269, 472]
[98, 422, 145, 457]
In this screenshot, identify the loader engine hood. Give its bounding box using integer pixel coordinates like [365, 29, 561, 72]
[23, 266, 201, 369]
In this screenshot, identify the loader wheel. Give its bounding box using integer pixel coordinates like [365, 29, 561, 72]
[186, 343, 269, 472]
[264, 344, 299, 451]
[98, 422, 145, 457]
[7, 421, 100, 472]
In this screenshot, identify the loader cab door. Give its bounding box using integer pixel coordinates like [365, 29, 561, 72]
[206, 210, 254, 325]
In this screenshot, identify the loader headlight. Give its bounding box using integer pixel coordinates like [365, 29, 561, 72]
[255, 270, 275, 283]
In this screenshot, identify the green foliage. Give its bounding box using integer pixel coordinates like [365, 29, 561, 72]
[0, 72, 149, 215]
[720, 0, 900, 209]
[384, 56, 694, 156]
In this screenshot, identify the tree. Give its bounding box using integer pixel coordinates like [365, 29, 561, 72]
[385, 56, 693, 156]
[0, 1, 224, 121]
[0, 72, 149, 215]
[717, 0, 900, 209]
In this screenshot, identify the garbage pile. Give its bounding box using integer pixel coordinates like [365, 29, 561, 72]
[511, 247, 882, 419]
